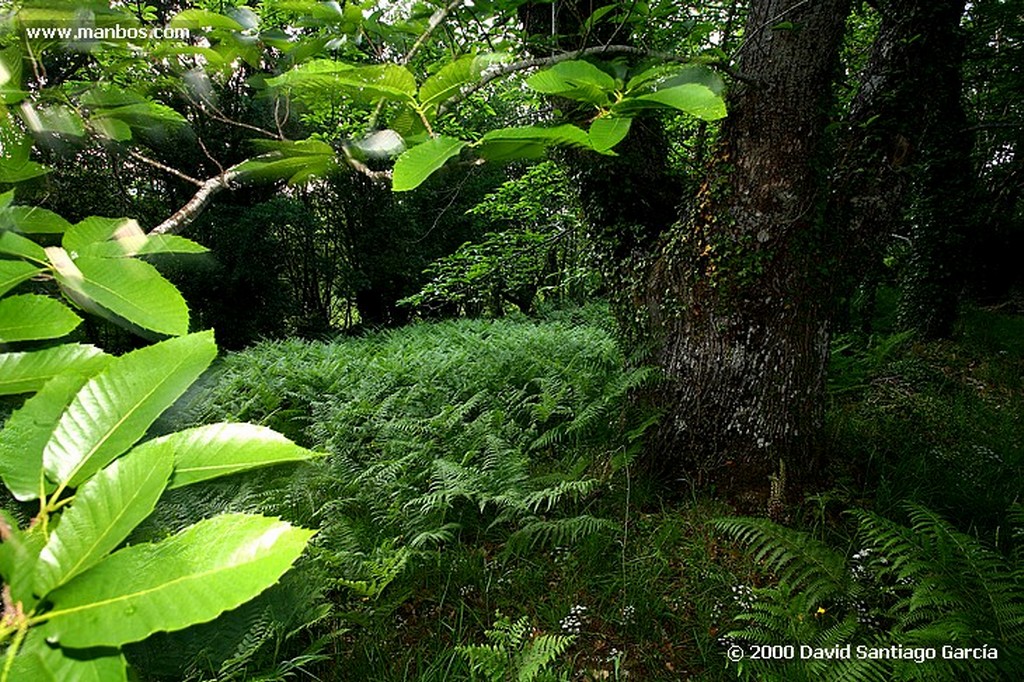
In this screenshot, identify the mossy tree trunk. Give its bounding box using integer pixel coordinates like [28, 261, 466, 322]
[519, 0, 851, 507]
[644, 1, 852, 503]
[892, 1, 973, 338]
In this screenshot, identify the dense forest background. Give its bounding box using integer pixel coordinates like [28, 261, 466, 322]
[1, 0, 1023, 680]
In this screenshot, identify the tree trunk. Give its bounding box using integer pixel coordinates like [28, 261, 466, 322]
[648, 0, 851, 507]
[518, 0, 852, 510]
[833, 1, 973, 339]
[893, 2, 973, 337]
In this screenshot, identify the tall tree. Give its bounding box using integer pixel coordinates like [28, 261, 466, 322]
[648, 0, 852, 503]
[521, 0, 852, 504]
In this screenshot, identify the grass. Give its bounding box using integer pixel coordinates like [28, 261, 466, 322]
[124, 301, 1024, 681]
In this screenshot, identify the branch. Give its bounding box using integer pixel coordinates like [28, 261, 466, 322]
[963, 121, 1024, 133]
[401, 0, 464, 66]
[340, 145, 393, 183]
[439, 45, 752, 115]
[186, 92, 285, 141]
[369, 0, 465, 131]
[128, 150, 204, 187]
[149, 167, 242, 236]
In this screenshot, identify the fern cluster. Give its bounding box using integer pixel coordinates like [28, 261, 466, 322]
[713, 503, 1024, 681]
[147, 315, 657, 678]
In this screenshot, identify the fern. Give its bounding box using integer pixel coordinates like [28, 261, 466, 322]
[713, 517, 852, 608]
[153, 315, 655, 677]
[715, 504, 1024, 681]
[458, 612, 574, 682]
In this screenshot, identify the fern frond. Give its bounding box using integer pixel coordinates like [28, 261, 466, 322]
[505, 515, 618, 556]
[713, 517, 850, 607]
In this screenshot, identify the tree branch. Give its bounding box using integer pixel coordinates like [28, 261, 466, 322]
[148, 168, 242, 236]
[128, 150, 204, 187]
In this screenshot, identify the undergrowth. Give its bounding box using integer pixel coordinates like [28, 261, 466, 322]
[122, 304, 1024, 681]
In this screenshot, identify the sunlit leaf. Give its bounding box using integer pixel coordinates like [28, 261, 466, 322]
[140, 422, 317, 488]
[53, 254, 190, 337]
[475, 125, 592, 162]
[0, 294, 81, 342]
[527, 60, 617, 106]
[0, 230, 48, 262]
[588, 116, 632, 153]
[392, 136, 467, 192]
[0, 372, 96, 500]
[63, 217, 133, 255]
[43, 513, 315, 648]
[0, 259, 43, 296]
[0, 343, 109, 396]
[42, 332, 217, 488]
[170, 8, 245, 31]
[632, 83, 727, 121]
[3, 205, 73, 234]
[35, 443, 174, 596]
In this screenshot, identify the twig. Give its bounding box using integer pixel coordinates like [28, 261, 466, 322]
[196, 136, 226, 176]
[401, 0, 464, 66]
[368, 0, 465, 131]
[187, 92, 284, 140]
[128, 150, 204, 187]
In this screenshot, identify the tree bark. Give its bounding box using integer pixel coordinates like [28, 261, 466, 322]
[517, 0, 852, 509]
[647, 0, 851, 506]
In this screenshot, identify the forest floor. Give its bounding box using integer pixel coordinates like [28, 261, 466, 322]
[126, 299, 1023, 681]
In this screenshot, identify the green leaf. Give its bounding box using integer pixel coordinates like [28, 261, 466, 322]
[475, 125, 592, 162]
[90, 101, 187, 136]
[0, 259, 43, 296]
[35, 443, 173, 596]
[0, 294, 82, 342]
[53, 255, 189, 337]
[234, 138, 337, 184]
[62, 217, 131, 255]
[419, 53, 506, 112]
[640, 83, 726, 120]
[583, 4, 618, 29]
[621, 83, 727, 121]
[43, 513, 315, 648]
[335, 64, 418, 102]
[0, 156, 49, 183]
[3, 206, 73, 234]
[90, 116, 133, 141]
[392, 136, 467, 192]
[0, 230, 48, 262]
[42, 331, 217, 488]
[0, 373, 95, 500]
[145, 423, 316, 489]
[79, 234, 208, 258]
[265, 59, 354, 91]
[588, 116, 632, 153]
[419, 56, 477, 110]
[78, 86, 187, 136]
[269, 61, 416, 103]
[27, 104, 86, 137]
[169, 8, 245, 31]
[526, 60, 617, 106]
[9, 628, 128, 682]
[0, 344, 109, 396]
